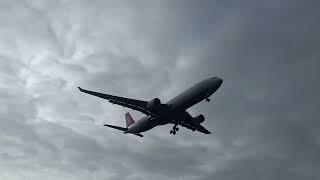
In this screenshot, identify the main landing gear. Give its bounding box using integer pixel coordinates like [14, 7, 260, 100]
[206, 97, 211, 102]
[170, 124, 179, 135]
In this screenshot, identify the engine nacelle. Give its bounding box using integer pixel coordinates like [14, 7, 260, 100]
[147, 98, 161, 111]
[193, 114, 205, 124]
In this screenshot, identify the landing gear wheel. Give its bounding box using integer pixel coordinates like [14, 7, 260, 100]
[170, 130, 177, 135]
[170, 124, 179, 135]
[206, 98, 211, 102]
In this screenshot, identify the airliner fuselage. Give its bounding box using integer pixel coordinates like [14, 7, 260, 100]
[125, 77, 223, 134]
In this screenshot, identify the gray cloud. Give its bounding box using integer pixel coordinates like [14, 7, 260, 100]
[0, 0, 319, 179]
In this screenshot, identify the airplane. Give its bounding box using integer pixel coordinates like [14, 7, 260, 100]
[78, 77, 223, 137]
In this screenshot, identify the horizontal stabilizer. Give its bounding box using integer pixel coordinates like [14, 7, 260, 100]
[103, 124, 143, 137]
[134, 133, 144, 137]
[104, 124, 128, 131]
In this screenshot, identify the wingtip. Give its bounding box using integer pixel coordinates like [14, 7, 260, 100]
[78, 86, 83, 91]
[204, 129, 212, 134]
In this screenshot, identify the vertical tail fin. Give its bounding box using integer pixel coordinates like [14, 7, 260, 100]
[125, 112, 135, 128]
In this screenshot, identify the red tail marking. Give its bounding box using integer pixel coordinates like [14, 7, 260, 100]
[125, 112, 135, 128]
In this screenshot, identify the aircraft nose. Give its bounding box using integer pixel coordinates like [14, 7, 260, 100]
[210, 77, 223, 90]
[217, 77, 223, 86]
[211, 77, 223, 85]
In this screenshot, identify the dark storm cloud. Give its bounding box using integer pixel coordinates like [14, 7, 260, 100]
[0, 0, 319, 179]
[171, 1, 320, 179]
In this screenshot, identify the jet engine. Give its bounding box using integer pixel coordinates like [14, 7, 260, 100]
[193, 114, 205, 124]
[147, 98, 161, 111]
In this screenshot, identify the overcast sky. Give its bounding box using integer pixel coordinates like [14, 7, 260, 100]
[0, 0, 319, 179]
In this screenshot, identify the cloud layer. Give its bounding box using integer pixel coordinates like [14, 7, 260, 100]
[0, 0, 319, 179]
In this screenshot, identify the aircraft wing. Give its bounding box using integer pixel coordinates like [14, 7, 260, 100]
[177, 111, 211, 134]
[195, 124, 211, 134]
[78, 87, 152, 115]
